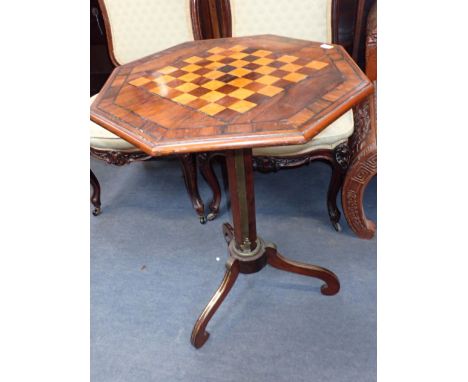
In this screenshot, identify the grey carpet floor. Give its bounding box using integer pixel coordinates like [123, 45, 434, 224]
[91, 157, 376, 382]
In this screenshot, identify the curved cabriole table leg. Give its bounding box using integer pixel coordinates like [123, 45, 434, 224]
[191, 149, 340, 348]
[265, 245, 340, 296]
[191, 257, 240, 349]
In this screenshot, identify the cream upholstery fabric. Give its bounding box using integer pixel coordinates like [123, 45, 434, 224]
[253, 110, 353, 156]
[102, 0, 194, 65]
[90, 95, 140, 151]
[231, 0, 332, 43]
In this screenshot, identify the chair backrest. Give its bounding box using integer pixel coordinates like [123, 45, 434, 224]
[98, 0, 201, 66]
[365, 2, 376, 82]
[224, 0, 336, 43]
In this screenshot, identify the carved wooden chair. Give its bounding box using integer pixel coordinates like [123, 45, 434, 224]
[198, 0, 360, 231]
[342, 1, 377, 239]
[90, 0, 212, 222]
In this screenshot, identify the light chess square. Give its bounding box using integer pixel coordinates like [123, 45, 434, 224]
[129, 45, 329, 117]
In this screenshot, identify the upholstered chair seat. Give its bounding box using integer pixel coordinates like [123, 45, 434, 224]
[89, 95, 140, 152]
[90, 122, 139, 152]
[253, 110, 353, 156]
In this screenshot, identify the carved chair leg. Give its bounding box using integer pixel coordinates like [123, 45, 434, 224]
[342, 150, 377, 239]
[222, 222, 234, 244]
[327, 163, 344, 232]
[191, 257, 240, 348]
[326, 142, 350, 232]
[252, 149, 349, 232]
[265, 246, 340, 296]
[198, 153, 222, 221]
[343, 95, 377, 239]
[90, 169, 102, 216]
[178, 154, 206, 224]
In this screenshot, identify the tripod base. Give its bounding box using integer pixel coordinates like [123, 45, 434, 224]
[190, 223, 340, 348]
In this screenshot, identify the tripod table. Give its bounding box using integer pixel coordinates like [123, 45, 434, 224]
[91, 34, 373, 349]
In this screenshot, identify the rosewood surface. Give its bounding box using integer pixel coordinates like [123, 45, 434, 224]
[342, 2, 377, 239]
[91, 35, 373, 156]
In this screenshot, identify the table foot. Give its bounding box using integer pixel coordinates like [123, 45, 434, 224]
[191, 257, 240, 349]
[265, 245, 340, 296]
[191, 238, 339, 348]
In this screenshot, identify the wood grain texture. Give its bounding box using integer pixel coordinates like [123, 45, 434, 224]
[190, 149, 340, 348]
[342, 2, 376, 239]
[191, 257, 240, 348]
[91, 35, 373, 157]
[352, 0, 366, 61]
[364, 1, 376, 81]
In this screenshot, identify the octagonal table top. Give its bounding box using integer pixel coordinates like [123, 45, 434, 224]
[91, 34, 373, 156]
